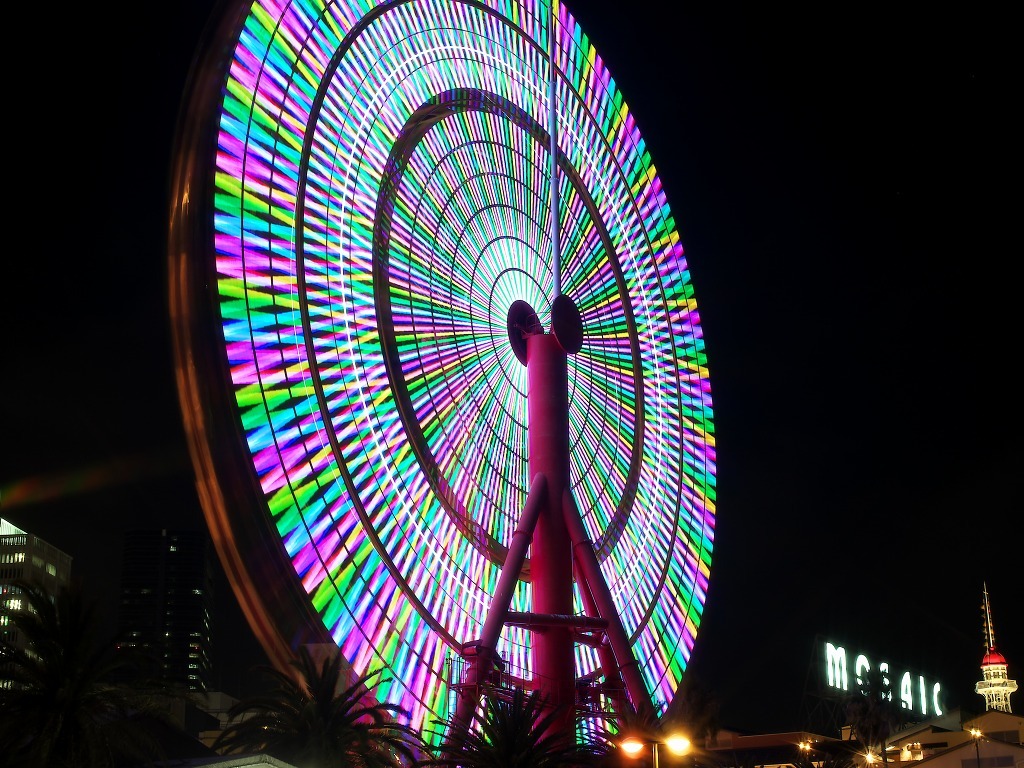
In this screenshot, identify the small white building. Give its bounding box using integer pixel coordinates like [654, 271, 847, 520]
[886, 710, 1024, 768]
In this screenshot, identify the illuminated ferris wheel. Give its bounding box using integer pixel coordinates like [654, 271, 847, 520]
[169, 0, 716, 740]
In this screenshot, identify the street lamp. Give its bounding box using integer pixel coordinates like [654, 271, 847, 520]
[621, 733, 691, 768]
[798, 740, 814, 765]
[970, 727, 983, 768]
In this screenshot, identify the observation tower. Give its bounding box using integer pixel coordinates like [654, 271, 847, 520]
[975, 584, 1017, 713]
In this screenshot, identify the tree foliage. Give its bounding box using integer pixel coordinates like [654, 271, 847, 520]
[661, 670, 722, 743]
[843, 664, 904, 754]
[0, 578, 192, 768]
[213, 644, 423, 767]
[420, 685, 611, 768]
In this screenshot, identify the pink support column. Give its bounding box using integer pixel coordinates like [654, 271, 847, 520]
[564, 490, 655, 720]
[451, 475, 548, 733]
[527, 331, 576, 734]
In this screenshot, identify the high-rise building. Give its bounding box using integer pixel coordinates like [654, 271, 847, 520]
[0, 517, 73, 659]
[976, 583, 1017, 713]
[116, 528, 215, 692]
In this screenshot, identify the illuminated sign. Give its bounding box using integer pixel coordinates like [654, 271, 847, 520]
[823, 640, 944, 719]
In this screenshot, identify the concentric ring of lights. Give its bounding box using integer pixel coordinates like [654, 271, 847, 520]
[205, 0, 715, 733]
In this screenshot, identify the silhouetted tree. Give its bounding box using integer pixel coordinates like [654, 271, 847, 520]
[662, 671, 722, 745]
[213, 645, 422, 767]
[816, 750, 861, 768]
[0, 578, 192, 768]
[421, 685, 611, 767]
[844, 664, 903, 762]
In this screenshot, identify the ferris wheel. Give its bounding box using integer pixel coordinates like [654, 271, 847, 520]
[169, 0, 716, 740]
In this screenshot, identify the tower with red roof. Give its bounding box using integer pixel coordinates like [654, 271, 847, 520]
[975, 583, 1018, 713]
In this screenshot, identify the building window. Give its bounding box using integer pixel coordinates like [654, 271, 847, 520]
[987, 732, 1017, 744]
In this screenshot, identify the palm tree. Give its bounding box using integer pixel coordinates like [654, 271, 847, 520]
[213, 644, 423, 767]
[815, 750, 860, 768]
[0, 578, 193, 768]
[420, 685, 610, 767]
[661, 670, 721, 745]
[844, 665, 903, 762]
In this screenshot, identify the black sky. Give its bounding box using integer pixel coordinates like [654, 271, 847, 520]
[3, 0, 1020, 734]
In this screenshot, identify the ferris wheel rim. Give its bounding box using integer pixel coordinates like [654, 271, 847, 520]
[168, 0, 717, 733]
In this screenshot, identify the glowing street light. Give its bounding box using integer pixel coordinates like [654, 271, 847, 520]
[622, 733, 692, 768]
[970, 727, 983, 768]
[863, 740, 894, 767]
[798, 740, 816, 764]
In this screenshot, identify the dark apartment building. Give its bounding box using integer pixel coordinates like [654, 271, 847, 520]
[117, 528, 215, 692]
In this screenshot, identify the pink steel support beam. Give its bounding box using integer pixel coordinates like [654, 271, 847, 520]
[451, 474, 548, 732]
[563, 490, 656, 720]
[505, 612, 609, 631]
[527, 332, 576, 734]
[573, 558, 629, 714]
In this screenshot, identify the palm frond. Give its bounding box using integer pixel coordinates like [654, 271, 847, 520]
[214, 645, 424, 767]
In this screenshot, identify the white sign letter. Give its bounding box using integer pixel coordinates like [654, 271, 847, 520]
[856, 654, 870, 689]
[826, 643, 848, 691]
[900, 672, 913, 711]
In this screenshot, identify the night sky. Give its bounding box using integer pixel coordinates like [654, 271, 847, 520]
[3, 0, 1019, 735]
